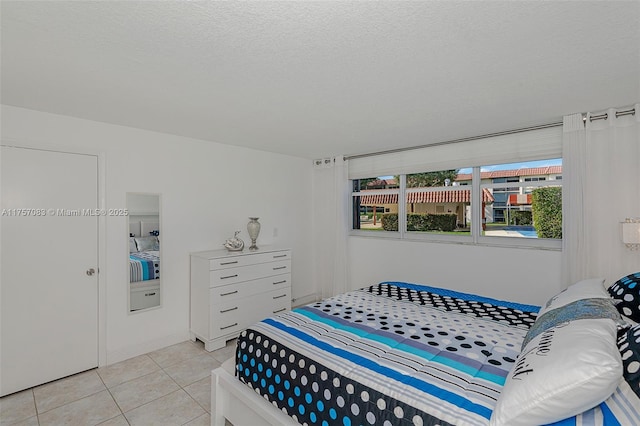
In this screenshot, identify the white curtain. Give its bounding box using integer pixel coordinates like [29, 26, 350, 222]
[562, 104, 640, 287]
[349, 126, 561, 179]
[312, 156, 349, 299]
[562, 113, 587, 285]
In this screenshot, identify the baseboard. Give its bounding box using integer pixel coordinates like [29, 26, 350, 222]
[291, 292, 321, 308]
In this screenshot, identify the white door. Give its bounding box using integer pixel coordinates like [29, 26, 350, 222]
[1, 146, 99, 396]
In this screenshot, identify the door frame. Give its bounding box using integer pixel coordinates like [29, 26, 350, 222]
[0, 139, 108, 367]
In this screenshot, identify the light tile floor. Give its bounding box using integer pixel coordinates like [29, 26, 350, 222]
[1, 339, 237, 426]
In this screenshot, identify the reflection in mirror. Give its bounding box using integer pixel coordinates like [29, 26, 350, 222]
[127, 193, 161, 312]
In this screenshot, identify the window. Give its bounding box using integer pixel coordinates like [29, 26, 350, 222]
[404, 169, 472, 236]
[347, 125, 563, 247]
[351, 158, 563, 246]
[479, 159, 562, 240]
[351, 177, 399, 232]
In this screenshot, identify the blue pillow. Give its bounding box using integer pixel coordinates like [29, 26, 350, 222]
[608, 272, 640, 322]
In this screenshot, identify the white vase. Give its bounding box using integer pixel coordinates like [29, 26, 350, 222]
[247, 217, 261, 250]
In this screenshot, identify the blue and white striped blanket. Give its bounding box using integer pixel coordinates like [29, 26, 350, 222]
[236, 282, 537, 425]
[235, 282, 640, 425]
[129, 250, 160, 282]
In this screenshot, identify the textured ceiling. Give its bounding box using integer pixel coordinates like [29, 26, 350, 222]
[1, 1, 639, 159]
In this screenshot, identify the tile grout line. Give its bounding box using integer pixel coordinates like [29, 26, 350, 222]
[161, 350, 217, 417]
[31, 388, 41, 426]
[105, 359, 176, 421]
[96, 370, 130, 426]
[107, 346, 212, 423]
[33, 370, 107, 418]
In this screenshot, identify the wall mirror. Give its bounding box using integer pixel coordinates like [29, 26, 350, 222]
[127, 193, 161, 312]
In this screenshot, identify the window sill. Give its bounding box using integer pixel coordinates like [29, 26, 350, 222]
[349, 230, 562, 251]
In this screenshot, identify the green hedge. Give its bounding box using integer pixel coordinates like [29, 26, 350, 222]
[510, 210, 532, 226]
[381, 213, 398, 231]
[381, 213, 457, 232]
[532, 187, 562, 239]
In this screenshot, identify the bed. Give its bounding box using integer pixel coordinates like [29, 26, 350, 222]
[213, 277, 640, 426]
[128, 219, 160, 283]
[129, 250, 160, 282]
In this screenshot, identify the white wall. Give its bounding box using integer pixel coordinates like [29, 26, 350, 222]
[348, 236, 562, 306]
[127, 193, 160, 214]
[1, 105, 314, 364]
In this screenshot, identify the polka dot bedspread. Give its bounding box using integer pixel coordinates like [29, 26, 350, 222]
[235, 282, 540, 425]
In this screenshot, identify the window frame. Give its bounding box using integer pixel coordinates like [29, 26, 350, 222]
[477, 173, 562, 249]
[351, 179, 401, 239]
[350, 166, 562, 250]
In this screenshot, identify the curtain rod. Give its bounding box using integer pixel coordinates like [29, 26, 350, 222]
[586, 107, 636, 122]
[344, 121, 562, 161]
[344, 106, 636, 161]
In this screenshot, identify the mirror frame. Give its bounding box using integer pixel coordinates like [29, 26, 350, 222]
[126, 192, 162, 313]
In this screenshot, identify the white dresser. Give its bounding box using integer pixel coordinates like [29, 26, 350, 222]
[190, 247, 292, 351]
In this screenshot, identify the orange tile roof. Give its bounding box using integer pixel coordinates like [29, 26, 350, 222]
[455, 165, 562, 182]
[366, 178, 398, 188]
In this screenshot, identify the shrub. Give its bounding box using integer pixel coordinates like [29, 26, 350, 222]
[510, 210, 532, 226]
[532, 187, 562, 239]
[380, 213, 457, 232]
[381, 213, 398, 231]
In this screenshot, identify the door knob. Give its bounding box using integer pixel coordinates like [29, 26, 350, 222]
[86, 268, 96, 276]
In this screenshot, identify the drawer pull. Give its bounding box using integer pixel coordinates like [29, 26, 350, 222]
[220, 260, 239, 266]
[220, 274, 238, 280]
[273, 254, 287, 258]
[220, 290, 239, 297]
[220, 323, 238, 330]
[220, 306, 238, 313]
[273, 280, 287, 285]
[273, 266, 287, 271]
[273, 308, 287, 314]
[145, 292, 156, 297]
[273, 294, 287, 300]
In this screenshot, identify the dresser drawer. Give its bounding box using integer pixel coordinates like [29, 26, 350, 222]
[130, 284, 160, 311]
[266, 288, 291, 316]
[209, 250, 291, 270]
[211, 286, 291, 338]
[211, 304, 245, 337]
[210, 274, 291, 305]
[209, 260, 290, 287]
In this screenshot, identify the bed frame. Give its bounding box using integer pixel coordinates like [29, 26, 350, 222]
[212, 359, 298, 426]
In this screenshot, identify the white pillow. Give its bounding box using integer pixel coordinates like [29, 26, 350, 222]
[537, 278, 607, 317]
[490, 318, 622, 426]
[134, 236, 158, 252]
